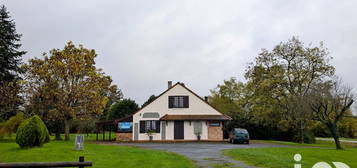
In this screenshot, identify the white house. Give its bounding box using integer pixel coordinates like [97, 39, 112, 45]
[115, 81, 231, 141]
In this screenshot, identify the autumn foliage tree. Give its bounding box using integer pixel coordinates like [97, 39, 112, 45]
[244, 37, 335, 142]
[101, 85, 123, 120]
[23, 41, 119, 140]
[209, 78, 253, 138]
[209, 77, 250, 123]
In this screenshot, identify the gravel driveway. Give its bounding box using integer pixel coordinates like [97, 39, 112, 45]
[115, 142, 285, 168]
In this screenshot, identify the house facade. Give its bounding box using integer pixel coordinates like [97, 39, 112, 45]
[115, 81, 231, 141]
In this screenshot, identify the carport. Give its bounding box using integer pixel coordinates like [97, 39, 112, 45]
[95, 115, 133, 141]
[95, 120, 116, 141]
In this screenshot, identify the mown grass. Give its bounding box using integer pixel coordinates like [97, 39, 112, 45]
[0, 135, 196, 168]
[225, 140, 357, 168]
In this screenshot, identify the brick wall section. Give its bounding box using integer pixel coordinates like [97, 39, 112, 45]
[208, 122, 223, 140]
[116, 133, 132, 141]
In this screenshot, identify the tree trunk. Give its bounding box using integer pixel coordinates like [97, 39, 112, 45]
[300, 120, 304, 144]
[64, 119, 70, 141]
[55, 131, 62, 140]
[328, 123, 342, 150]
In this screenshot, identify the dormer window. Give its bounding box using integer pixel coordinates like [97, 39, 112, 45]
[169, 96, 189, 108]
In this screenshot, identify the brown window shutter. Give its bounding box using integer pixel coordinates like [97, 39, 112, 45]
[168, 96, 174, 108]
[184, 96, 189, 108]
[156, 121, 160, 133]
[140, 121, 146, 133]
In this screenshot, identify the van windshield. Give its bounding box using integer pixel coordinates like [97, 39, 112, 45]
[234, 129, 248, 134]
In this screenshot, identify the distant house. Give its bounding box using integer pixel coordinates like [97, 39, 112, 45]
[98, 81, 231, 141]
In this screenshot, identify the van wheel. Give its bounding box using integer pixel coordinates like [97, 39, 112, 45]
[246, 141, 250, 144]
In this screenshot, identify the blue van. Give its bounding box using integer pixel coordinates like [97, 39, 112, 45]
[229, 128, 250, 144]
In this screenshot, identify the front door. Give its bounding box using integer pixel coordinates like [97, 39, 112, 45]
[174, 121, 184, 139]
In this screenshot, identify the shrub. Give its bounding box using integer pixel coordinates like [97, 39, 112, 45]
[292, 131, 316, 144]
[312, 122, 331, 137]
[0, 113, 25, 139]
[339, 118, 357, 138]
[16, 115, 50, 148]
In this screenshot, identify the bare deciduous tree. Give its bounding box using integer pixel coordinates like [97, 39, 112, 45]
[308, 78, 354, 149]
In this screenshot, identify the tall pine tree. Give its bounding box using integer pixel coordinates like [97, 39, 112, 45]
[0, 5, 26, 121]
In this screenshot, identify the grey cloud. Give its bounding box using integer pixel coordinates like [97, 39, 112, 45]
[3, 0, 357, 109]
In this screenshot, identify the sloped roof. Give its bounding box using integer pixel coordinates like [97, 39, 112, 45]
[131, 82, 232, 120]
[95, 115, 133, 126]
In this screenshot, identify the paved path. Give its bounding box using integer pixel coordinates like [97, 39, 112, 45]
[316, 138, 357, 143]
[316, 137, 357, 144]
[110, 142, 287, 168]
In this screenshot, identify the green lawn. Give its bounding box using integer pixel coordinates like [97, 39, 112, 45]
[224, 141, 357, 168]
[0, 137, 196, 168]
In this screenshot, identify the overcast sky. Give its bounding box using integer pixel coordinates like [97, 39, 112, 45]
[3, 0, 357, 105]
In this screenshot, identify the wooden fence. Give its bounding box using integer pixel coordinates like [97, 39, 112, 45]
[0, 156, 92, 168]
